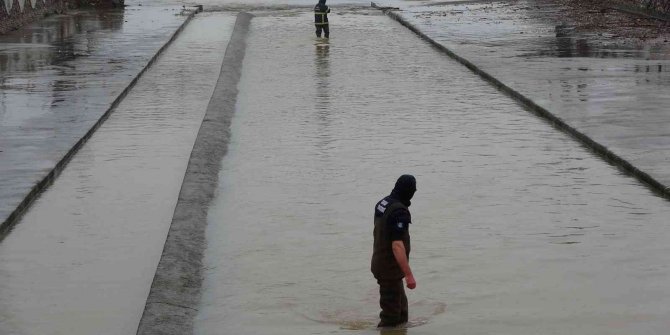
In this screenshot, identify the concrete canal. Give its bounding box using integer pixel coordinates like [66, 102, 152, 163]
[0, 1, 669, 334]
[195, 7, 670, 335]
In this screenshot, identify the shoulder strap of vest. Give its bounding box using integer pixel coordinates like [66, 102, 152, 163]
[382, 200, 407, 220]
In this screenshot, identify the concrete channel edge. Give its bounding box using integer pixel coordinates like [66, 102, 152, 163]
[135, 12, 253, 335]
[0, 7, 204, 238]
[371, 2, 670, 200]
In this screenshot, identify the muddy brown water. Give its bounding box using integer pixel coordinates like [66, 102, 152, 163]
[195, 10, 670, 335]
[0, 1, 668, 334]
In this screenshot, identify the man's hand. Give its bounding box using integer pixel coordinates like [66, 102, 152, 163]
[405, 274, 417, 289]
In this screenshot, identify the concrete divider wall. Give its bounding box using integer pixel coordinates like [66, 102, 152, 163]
[371, 3, 670, 200]
[136, 12, 252, 335]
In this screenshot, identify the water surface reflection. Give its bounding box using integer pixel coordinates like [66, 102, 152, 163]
[0, 11, 125, 74]
[314, 40, 332, 159]
[0, 6, 185, 227]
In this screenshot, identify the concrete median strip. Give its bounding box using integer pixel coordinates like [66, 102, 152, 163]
[372, 2, 670, 201]
[136, 12, 253, 335]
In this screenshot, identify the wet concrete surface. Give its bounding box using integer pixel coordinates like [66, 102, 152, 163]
[137, 12, 250, 335]
[0, 5, 189, 227]
[196, 10, 670, 335]
[0, 13, 236, 334]
[380, 0, 670, 190]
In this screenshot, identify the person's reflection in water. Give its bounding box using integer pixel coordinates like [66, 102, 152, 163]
[314, 41, 331, 157]
[315, 42, 330, 103]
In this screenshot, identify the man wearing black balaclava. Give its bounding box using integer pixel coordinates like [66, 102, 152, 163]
[371, 175, 417, 328]
[314, 0, 330, 38]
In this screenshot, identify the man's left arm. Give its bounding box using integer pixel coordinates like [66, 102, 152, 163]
[392, 241, 416, 289]
[389, 209, 416, 289]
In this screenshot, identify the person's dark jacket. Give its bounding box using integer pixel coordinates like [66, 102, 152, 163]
[371, 175, 416, 280]
[314, 0, 330, 25]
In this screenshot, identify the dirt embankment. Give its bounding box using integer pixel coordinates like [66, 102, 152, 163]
[633, 0, 670, 14]
[552, 0, 670, 41]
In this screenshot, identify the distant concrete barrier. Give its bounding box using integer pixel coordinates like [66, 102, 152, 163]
[0, 8, 202, 237]
[372, 2, 670, 200]
[136, 12, 253, 335]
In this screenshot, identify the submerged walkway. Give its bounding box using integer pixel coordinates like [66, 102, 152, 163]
[0, 13, 236, 334]
[0, 5, 190, 229]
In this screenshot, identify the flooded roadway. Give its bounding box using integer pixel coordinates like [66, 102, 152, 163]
[0, 13, 236, 334]
[0, 1, 669, 334]
[196, 10, 670, 335]
[0, 6, 188, 226]
[390, 0, 670, 189]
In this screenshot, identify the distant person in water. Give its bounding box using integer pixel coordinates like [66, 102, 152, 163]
[314, 0, 330, 38]
[371, 175, 417, 328]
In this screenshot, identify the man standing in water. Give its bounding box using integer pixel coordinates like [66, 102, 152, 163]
[314, 0, 330, 38]
[371, 175, 417, 328]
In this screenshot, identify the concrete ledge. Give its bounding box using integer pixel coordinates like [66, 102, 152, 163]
[136, 12, 253, 335]
[0, 9, 202, 238]
[372, 2, 670, 200]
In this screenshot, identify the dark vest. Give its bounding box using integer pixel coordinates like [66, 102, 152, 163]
[314, 4, 329, 25]
[371, 200, 410, 280]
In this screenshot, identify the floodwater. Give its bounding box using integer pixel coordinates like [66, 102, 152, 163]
[196, 10, 670, 335]
[1, 0, 669, 334]
[393, 0, 670, 188]
[0, 6, 188, 225]
[0, 13, 236, 334]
